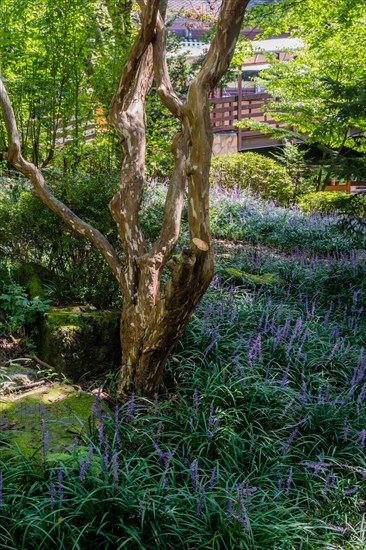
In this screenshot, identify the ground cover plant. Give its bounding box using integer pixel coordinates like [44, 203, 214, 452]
[1, 192, 366, 548]
[141, 184, 366, 254]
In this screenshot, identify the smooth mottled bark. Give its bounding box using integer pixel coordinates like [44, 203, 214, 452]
[0, 0, 250, 398]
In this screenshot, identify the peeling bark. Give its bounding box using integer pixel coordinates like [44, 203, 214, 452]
[109, 0, 250, 397]
[1, 0, 250, 398]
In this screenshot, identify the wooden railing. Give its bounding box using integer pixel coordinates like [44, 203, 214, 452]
[210, 92, 271, 133]
[210, 91, 294, 150]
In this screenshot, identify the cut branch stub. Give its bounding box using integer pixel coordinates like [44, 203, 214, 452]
[192, 237, 209, 251]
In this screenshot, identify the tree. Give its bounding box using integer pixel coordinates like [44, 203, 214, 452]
[0, 0, 250, 398]
[0, 0, 134, 170]
[241, 0, 366, 189]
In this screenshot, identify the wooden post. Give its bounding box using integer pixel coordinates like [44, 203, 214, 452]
[237, 72, 242, 152]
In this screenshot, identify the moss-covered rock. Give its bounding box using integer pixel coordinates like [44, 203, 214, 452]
[0, 383, 95, 458]
[38, 308, 121, 380]
[223, 267, 278, 286]
[16, 262, 52, 300]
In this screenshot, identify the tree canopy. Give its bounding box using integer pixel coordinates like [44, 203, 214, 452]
[242, 0, 366, 186]
[0, 0, 133, 168]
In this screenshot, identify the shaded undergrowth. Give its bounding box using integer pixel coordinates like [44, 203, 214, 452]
[2, 243, 366, 548]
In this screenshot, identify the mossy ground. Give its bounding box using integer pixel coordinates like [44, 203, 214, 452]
[0, 383, 95, 458]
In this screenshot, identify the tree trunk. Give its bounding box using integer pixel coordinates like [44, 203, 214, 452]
[118, 248, 213, 396]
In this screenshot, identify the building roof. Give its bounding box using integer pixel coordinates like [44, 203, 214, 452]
[176, 36, 301, 60]
[167, 0, 276, 11]
[252, 37, 302, 51]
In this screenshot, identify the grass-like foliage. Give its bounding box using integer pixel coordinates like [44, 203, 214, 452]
[2, 231, 366, 547]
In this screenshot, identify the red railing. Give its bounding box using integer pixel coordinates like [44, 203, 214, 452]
[325, 182, 366, 195]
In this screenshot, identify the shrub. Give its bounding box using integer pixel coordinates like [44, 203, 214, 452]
[337, 192, 366, 237]
[209, 152, 293, 204]
[0, 171, 121, 308]
[0, 283, 50, 335]
[297, 191, 350, 214]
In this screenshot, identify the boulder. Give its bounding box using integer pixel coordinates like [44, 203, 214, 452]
[16, 262, 53, 300]
[38, 307, 121, 380]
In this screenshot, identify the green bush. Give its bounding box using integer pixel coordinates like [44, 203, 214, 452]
[0, 171, 122, 308]
[0, 283, 50, 335]
[297, 191, 351, 214]
[209, 152, 293, 204]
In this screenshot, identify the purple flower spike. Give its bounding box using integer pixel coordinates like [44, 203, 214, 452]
[357, 384, 366, 410]
[278, 477, 284, 493]
[227, 486, 249, 529]
[194, 389, 199, 413]
[98, 422, 104, 448]
[283, 429, 298, 454]
[196, 484, 205, 516]
[79, 458, 86, 485]
[279, 399, 295, 419]
[344, 486, 358, 496]
[323, 473, 336, 499]
[356, 429, 366, 449]
[190, 460, 199, 491]
[127, 392, 135, 419]
[92, 393, 103, 422]
[207, 404, 220, 439]
[112, 449, 119, 488]
[285, 467, 293, 497]
[49, 470, 55, 508]
[152, 441, 175, 470]
[41, 429, 49, 463]
[57, 468, 63, 500]
[245, 482, 257, 497]
[248, 333, 262, 366]
[205, 331, 219, 353]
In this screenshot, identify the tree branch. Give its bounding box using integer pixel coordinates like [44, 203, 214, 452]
[181, 0, 250, 255]
[0, 78, 126, 292]
[108, 1, 163, 297]
[109, 0, 160, 124]
[153, 13, 184, 118]
[196, 0, 251, 91]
